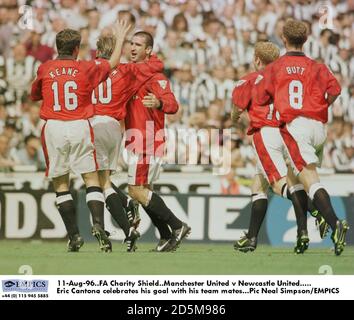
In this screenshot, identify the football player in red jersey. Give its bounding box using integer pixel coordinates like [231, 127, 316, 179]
[125, 31, 191, 252]
[255, 19, 349, 256]
[90, 35, 165, 252]
[31, 20, 131, 252]
[232, 42, 327, 254]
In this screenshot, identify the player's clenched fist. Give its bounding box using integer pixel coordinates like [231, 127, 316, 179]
[142, 93, 161, 109]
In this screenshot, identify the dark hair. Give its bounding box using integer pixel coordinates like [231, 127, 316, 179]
[133, 31, 154, 48]
[283, 19, 307, 47]
[118, 10, 136, 25]
[320, 28, 332, 37]
[56, 28, 81, 56]
[171, 13, 188, 32]
[24, 134, 38, 145]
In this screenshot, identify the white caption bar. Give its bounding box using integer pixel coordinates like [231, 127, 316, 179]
[0, 275, 354, 300]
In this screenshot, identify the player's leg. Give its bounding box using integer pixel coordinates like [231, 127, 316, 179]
[98, 170, 139, 252]
[234, 173, 268, 252]
[253, 127, 310, 253]
[82, 171, 112, 252]
[284, 168, 309, 253]
[127, 151, 173, 251]
[53, 173, 84, 252]
[42, 120, 83, 252]
[281, 118, 349, 255]
[128, 184, 186, 252]
[70, 119, 110, 252]
[128, 152, 191, 251]
[307, 193, 329, 239]
[111, 183, 141, 229]
[99, 170, 130, 237]
[299, 164, 349, 255]
[136, 184, 173, 251]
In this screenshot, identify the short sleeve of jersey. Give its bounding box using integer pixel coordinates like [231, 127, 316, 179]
[320, 64, 341, 96]
[84, 59, 111, 89]
[232, 78, 252, 110]
[254, 65, 275, 106]
[147, 75, 179, 114]
[148, 75, 172, 99]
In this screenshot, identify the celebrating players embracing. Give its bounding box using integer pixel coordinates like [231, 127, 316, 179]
[254, 19, 349, 256]
[90, 35, 165, 252]
[31, 20, 131, 252]
[125, 31, 191, 252]
[232, 42, 328, 254]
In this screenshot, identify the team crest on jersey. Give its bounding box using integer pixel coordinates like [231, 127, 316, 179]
[158, 80, 167, 89]
[255, 74, 264, 84]
[234, 79, 247, 87]
[95, 60, 101, 65]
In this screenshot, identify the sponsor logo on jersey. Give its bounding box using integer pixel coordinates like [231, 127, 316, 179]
[234, 79, 247, 87]
[255, 74, 264, 84]
[158, 80, 167, 89]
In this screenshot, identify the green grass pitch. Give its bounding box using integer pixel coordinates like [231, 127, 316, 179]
[0, 241, 353, 275]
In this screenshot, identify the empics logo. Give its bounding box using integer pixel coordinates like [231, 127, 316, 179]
[2, 280, 48, 293]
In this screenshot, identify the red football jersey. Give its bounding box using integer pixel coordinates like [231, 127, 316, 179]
[92, 55, 164, 120]
[232, 71, 280, 135]
[31, 58, 110, 120]
[125, 73, 179, 157]
[254, 52, 341, 124]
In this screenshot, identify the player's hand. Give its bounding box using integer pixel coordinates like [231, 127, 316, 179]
[113, 19, 131, 40]
[231, 108, 241, 125]
[142, 93, 161, 109]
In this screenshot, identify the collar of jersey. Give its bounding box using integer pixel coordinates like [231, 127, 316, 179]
[285, 51, 305, 56]
[56, 55, 76, 60]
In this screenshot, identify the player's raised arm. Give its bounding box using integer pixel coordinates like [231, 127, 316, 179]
[108, 20, 131, 69]
[231, 78, 252, 124]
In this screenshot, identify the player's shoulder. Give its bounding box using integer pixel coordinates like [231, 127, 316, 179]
[150, 72, 169, 84]
[312, 61, 330, 71]
[116, 62, 133, 74]
[148, 72, 169, 90]
[151, 71, 168, 81]
[234, 71, 258, 87]
[79, 58, 109, 69]
[38, 59, 56, 70]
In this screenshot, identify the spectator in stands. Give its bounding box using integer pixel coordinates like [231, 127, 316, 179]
[206, 101, 222, 129]
[221, 168, 249, 195]
[21, 103, 43, 138]
[332, 138, 354, 173]
[0, 104, 7, 133]
[12, 134, 46, 170]
[2, 118, 20, 149]
[6, 42, 40, 107]
[0, 134, 16, 171]
[0, 0, 352, 176]
[25, 23, 54, 63]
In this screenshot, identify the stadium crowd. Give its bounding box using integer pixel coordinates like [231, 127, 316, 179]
[0, 0, 353, 178]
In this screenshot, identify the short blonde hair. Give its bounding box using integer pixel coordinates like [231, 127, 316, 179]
[96, 35, 116, 59]
[283, 19, 308, 47]
[254, 41, 280, 65]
